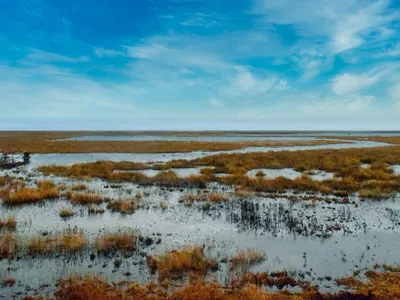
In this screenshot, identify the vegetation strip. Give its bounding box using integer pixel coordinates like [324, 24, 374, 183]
[38, 146, 400, 198]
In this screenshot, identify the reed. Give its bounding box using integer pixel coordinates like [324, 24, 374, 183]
[0, 232, 18, 259]
[67, 191, 104, 205]
[231, 249, 264, 268]
[27, 230, 87, 255]
[59, 209, 74, 218]
[106, 199, 135, 214]
[0, 216, 16, 229]
[1, 180, 59, 205]
[147, 245, 218, 281]
[95, 231, 137, 253]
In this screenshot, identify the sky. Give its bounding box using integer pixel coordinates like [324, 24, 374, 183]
[0, 0, 400, 130]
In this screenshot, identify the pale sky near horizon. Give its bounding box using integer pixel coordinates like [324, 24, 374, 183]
[1, 0, 400, 130]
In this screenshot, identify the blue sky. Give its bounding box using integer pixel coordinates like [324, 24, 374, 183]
[0, 0, 399, 130]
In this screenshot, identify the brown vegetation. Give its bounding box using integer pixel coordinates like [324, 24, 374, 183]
[95, 231, 137, 253]
[107, 199, 136, 214]
[179, 192, 229, 205]
[24, 267, 400, 300]
[147, 245, 218, 281]
[38, 146, 400, 197]
[59, 209, 74, 218]
[336, 269, 400, 299]
[231, 249, 264, 268]
[27, 230, 87, 255]
[0, 180, 59, 205]
[71, 184, 87, 191]
[0, 232, 18, 259]
[0, 131, 343, 154]
[160, 200, 168, 210]
[0, 216, 16, 229]
[67, 191, 104, 205]
[88, 204, 105, 214]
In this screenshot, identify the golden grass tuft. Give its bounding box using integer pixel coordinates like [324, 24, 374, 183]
[160, 200, 168, 210]
[71, 184, 87, 191]
[0, 180, 59, 205]
[147, 245, 218, 281]
[179, 192, 229, 205]
[88, 204, 105, 214]
[231, 249, 265, 268]
[67, 191, 104, 205]
[336, 269, 400, 299]
[0, 216, 16, 229]
[59, 209, 74, 218]
[28, 229, 87, 255]
[95, 231, 137, 253]
[0, 232, 18, 259]
[107, 199, 135, 214]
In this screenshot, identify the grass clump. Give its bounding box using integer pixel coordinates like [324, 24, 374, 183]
[147, 245, 218, 281]
[71, 184, 87, 191]
[0, 232, 18, 259]
[88, 204, 105, 214]
[0, 216, 16, 229]
[95, 231, 137, 253]
[107, 199, 135, 214]
[28, 229, 87, 255]
[336, 269, 400, 299]
[59, 209, 74, 218]
[160, 200, 168, 210]
[1, 180, 59, 205]
[179, 192, 229, 205]
[231, 249, 265, 268]
[67, 191, 104, 205]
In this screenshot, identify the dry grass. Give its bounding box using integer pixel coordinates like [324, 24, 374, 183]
[336, 269, 400, 299]
[0, 176, 7, 186]
[67, 191, 104, 205]
[160, 200, 168, 210]
[0, 232, 18, 259]
[27, 230, 87, 255]
[231, 249, 265, 268]
[147, 245, 218, 281]
[59, 209, 74, 218]
[2, 276, 15, 287]
[179, 192, 229, 205]
[26, 270, 396, 300]
[88, 204, 105, 214]
[0, 180, 59, 205]
[38, 146, 400, 197]
[71, 184, 87, 191]
[95, 231, 137, 253]
[106, 199, 135, 214]
[0, 131, 343, 154]
[0, 216, 16, 229]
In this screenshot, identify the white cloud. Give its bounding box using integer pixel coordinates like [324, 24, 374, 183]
[332, 69, 389, 95]
[94, 47, 126, 57]
[210, 98, 224, 107]
[25, 49, 90, 63]
[275, 80, 288, 90]
[301, 94, 375, 116]
[388, 82, 400, 101]
[0, 60, 136, 119]
[254, 0, 396, 54]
